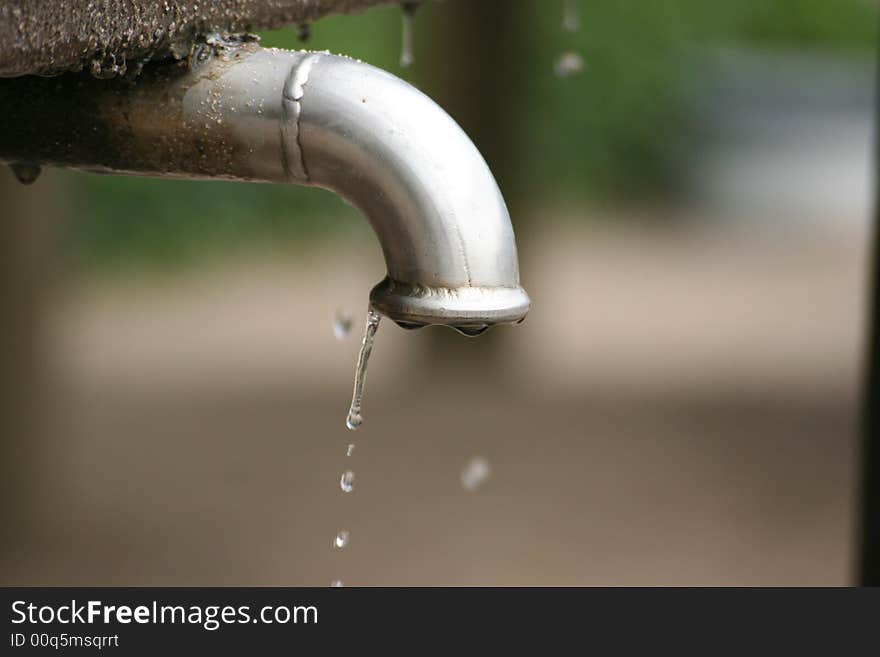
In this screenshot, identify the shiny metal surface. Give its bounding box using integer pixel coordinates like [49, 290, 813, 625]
[0, 45, 530, 329]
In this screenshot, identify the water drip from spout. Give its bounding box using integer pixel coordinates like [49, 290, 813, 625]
[453, 324, 490, 338]
[395, 320, 426, 331]
[345, 308, 382, 430]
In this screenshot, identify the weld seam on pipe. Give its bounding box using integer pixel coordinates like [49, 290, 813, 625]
[280, 52, 324, 182]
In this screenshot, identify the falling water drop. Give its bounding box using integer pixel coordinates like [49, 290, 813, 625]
[330, 580, 344, 587]
[461, 456, 492, 492]
[399, 2, 419, 68]
[340, 470, 356, 493]
[346, 308, 382, 430]
[554, 51, 585, 78]
[333, 309, 353, 341]
[10, 162, 42, 185]
[563, 0, 580, 33]
[346, 443, 356, 457]
[334, 530, 350, 549]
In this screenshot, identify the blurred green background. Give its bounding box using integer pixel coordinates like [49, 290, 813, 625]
[64, 0, 877, 273]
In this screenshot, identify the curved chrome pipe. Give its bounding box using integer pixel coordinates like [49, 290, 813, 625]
[0, 45, 530, 331]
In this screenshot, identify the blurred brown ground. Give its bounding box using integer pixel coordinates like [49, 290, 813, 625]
[0, 201, 863, 585]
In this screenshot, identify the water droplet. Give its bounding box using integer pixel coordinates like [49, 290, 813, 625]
[563, 0, 580, 33]
[334, 530, 350, 549]
[10, 162, 41, 185]
[330, 580, 344, 587]
[400, 2, 419, 68]
[333, 309, 353, 341]
[346, 308, 382, 431]
[453, 324, 490, 338]
[395, 320, 426, 331]
[340, 470, 355, 493]
[554, 51, 585, 78]
[461, 456, 491, 492]
[346, 443, 356, 457]
[346, 412, 362, 431]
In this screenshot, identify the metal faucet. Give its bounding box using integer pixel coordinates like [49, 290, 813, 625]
[0, 42, 530, 333]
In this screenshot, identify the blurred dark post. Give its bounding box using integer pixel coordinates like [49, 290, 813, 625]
[861, 30, 880, 586]
[417, 0, 539, 361]
[419, 0, 537, 201]
[0, 169, 55, 555]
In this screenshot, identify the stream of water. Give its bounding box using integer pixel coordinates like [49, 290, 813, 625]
[331, 306, 384, 585]
[345, 308, 382, 431]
